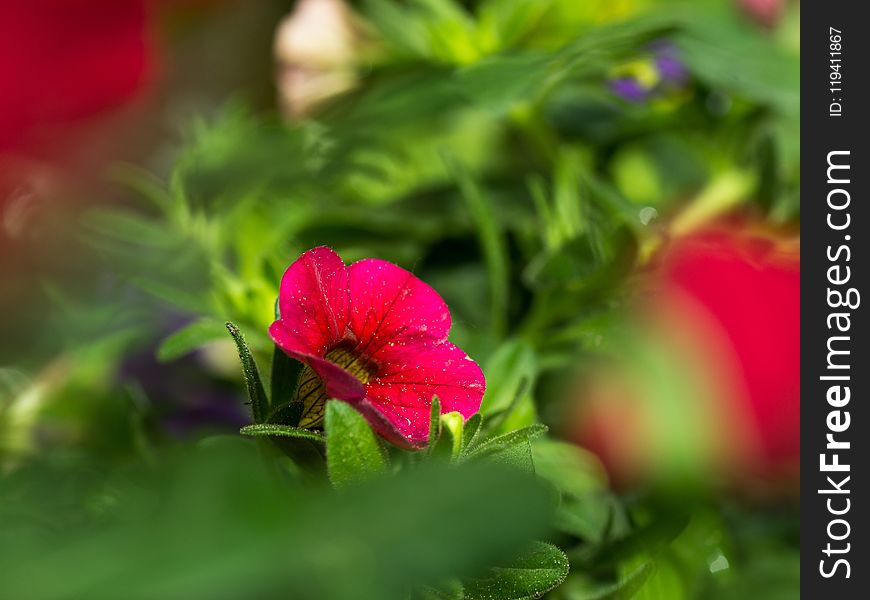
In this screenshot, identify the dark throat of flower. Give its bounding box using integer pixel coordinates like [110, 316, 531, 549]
[294, 346, 373, 429]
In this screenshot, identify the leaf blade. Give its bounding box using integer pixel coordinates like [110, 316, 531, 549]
[325, 400, 388, 489]
[240, 423, 325, 442]
[157, 318, 227, 363]
[226, 321, 270, 423]
[463, 541, 570, 600]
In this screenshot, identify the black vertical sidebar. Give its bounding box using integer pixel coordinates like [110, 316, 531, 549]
[802, 2, 870, 597]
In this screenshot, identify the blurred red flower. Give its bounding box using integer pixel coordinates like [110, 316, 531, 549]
[0, 0, 154, 157]
[573, 225, 800, 486]
[737, 0, 786, 28]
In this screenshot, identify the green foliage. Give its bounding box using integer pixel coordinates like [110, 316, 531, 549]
[5, 0, 801, 597]
[462, 413, 483, 450]
[156, 318, 228, 362]
[479, 340, 538, 433]
[240, 423, 326, 442]
[464, 541, 570, 600]
[447, 155, 511, 338]
[225, 321, 269, 423]
[466, 425, 548, 459]
[531, 440, 629, 550]
[325, 400, 389, 489]
[0, 440, 558, 599]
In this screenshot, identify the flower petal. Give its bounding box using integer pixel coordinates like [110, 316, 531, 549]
[364, 341, 486, 446]
[343, 397, 416, 449]
[271, 246, 350, 357]
[268, 322, 367, 399]
[346, 259, 451, 364]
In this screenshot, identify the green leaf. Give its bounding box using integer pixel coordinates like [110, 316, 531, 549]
[676, 14, 799, 117]
[456, 52, 552, 114]
[415, 579, 464, 600]
[82, 208, 179, 248]
[554, 495, 624, 544]
[497, 394, 538, 436]
[106, 163, 175, 211]
[465, 425, 548, 473]
[531, 440, 607, 498]
[156, 319, 227, 362]
[552, 13, 678, 84]
[135, 278, 206, 313]
[671, 171, 755, 236]
[524, 228, 635, 291]
[325, 400, 388, 489]
[631, 557, 685, 600]
[0, 441, 558, 599]
[446, 154, 510, 338]
[225, 321, 269, 423]
[484, 438, 535, 472]
[467, 424, 548, 459]
[463, 541, 570, 600]
[479, 340, 538, 429]
[270, 343, 301, 408]
[239, 424, 325, 442]
[427, 396, 443, 454]
[558, 561, 654, 600]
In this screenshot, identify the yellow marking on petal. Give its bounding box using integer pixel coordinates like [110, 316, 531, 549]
[294, 347, 372, 429]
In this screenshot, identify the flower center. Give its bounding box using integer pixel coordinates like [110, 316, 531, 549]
[294, 347, 372, 428]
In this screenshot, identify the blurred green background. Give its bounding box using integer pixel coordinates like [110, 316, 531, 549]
[1, 0, 799, 598]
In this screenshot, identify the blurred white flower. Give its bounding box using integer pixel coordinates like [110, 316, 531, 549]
[274, 0, 358, 118]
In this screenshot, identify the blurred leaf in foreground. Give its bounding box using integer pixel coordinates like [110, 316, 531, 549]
[0, 437, 556, 600]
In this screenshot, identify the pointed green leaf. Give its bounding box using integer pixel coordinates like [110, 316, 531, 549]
[446, 154, 510, 337]
[325, 400, 387, 489]
[463, 541, 570, 600]
[485, 438, 535, 472]
[426, 396, 442, 455]
[456, 53, 552, 115]
[240, 424, 325, 442]
[226, 321, 269, 423]
[134, 278, 205, 313]
[157, 318, 227, 362]
[467, 424, 548, 459]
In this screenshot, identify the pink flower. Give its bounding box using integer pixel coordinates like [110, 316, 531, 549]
[736, 0, 785, 29]
[269, 247, 485, 448]
[0, 0, 153, 157]
[572, 224, 800, 486]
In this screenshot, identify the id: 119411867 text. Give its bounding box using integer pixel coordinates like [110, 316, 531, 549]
[830, 27, 843, 116]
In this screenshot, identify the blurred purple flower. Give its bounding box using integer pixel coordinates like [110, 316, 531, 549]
[651, 42, 688, 86]
[609, 78, 650, 103]
[609, 40, 689, 103]
[118, 317, 247, 438]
